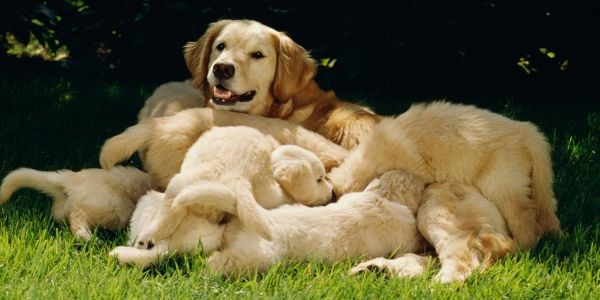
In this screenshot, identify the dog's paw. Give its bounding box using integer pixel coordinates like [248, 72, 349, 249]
[349, 254, 429, 278]
[434, 261, 472, 284]
[109, 246, 158, 268]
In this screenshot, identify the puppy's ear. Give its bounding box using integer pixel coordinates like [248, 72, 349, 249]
[184, 20, 233, 89]
[273, 160, 311, 190]
[272, 33, 317, 102]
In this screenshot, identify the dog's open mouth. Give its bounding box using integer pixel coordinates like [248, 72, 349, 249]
[212, 85, 256, 106]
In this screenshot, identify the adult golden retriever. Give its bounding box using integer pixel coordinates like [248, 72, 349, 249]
[183, 19, 381, 149]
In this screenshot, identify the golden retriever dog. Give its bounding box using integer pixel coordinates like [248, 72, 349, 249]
[100, 108, 348, 191]
[110, 143, 334, 268]
[137, 80, 206, 121]
[111, 170, 426, 273]
[131, 126, 335, 249]
[176, 170, 426, 276]
[0, 166, 151, 240]
[183, 19, 381, 149]
[350, 182, 513, 283]
[328, 101, 560, 282]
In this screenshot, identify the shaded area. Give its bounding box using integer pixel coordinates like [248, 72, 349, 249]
[1, 0, 598, 102]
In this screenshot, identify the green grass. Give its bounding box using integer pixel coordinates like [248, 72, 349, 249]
[0, 73, 598, 299]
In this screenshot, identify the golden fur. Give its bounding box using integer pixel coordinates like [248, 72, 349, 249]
[100, 108, 348, 191]
[137, 80, 206, 121]
[110, 140, 335, 268]
[183, 19, 381, 149]
[0, 166, 151, 240]
[328, 101, 560, 282]
[111, 170, 426, 276]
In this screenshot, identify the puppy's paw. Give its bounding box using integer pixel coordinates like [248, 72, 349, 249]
[109, 246, 158, 268]
[349, 254, 429, 278]
[434, 261, 472, 284]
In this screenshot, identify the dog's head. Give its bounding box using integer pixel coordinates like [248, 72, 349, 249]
[184, 19, 317, 116]
[271, 145, 333, 206]
[363, 170, 425, 214]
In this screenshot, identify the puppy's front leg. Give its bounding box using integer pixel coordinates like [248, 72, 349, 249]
[109, 244, 166, 268]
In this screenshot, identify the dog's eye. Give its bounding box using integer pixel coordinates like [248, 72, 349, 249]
[317, 176, 323, 183]
[251, 51, 264, 59]
[216, 43, 225, 51]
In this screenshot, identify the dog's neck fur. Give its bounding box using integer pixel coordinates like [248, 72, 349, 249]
[269, 80, 382, 149]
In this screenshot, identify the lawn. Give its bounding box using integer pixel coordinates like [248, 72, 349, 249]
[0, 71, 598, 299]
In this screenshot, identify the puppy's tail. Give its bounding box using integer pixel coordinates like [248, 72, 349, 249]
[523, 124, 561, 238]
[172, 181, 273, 240]
[99, 121, 153, 170]
[0, 168, 68, 204]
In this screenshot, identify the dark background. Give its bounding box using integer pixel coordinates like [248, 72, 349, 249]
[1, 0, 598, 103]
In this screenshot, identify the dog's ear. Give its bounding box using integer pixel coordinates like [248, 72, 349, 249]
[272, 33, 317, 102]
[184, 20, 233, 89]
[273, 160, 311, 192]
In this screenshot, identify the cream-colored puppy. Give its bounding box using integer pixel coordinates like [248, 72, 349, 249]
[177, 170, 426, 276]
[132, 126, 334, 250]
[100, 108, 348, 190]
[0, 166, 151, 240]
[328, 101, 560, 282]
[137, 80, 206, 121]
[350, 182, 513, 283]
[110, 143, 333, 268]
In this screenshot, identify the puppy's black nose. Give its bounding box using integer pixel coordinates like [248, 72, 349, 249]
[213, 63, 235, 80]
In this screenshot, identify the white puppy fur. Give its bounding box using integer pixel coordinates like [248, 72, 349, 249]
[110, 142, 333, 268]
[189, 170, 426, 276]
[135, 125, 333, 248]
[0, 166, 151, 240]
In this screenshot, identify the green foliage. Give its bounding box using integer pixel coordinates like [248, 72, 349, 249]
[2, 0, 598, 99]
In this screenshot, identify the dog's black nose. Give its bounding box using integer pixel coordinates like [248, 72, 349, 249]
[213, 63, 235, 80]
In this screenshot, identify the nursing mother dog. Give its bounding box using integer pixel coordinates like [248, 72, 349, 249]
[112, 19, 560, 283]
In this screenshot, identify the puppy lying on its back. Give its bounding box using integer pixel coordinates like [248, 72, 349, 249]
[110, 144, 333, 268]
[192, 170, 427, 276]
[0, 166, 152, 240]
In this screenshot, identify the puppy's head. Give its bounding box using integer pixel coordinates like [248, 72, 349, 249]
[184, 19, 317, 116]
[363, 170, 425, 213]
[271, 145, 333, 206]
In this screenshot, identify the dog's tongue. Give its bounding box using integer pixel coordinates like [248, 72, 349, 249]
[214, 86, 235, 101]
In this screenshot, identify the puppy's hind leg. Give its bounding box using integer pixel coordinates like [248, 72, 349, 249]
[417, 183, 514, 284]
[68, 206, 93, 241]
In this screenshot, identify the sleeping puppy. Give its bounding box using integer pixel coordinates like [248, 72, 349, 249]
[0, 166, 151, 240]
[132, 126, 334, 250]
[184, 19, 381, 149]
[179, 170, 427, 276]
[328, 101, 560, 282]
[100, 107, 348, 191]
[109, 143, 333, 268]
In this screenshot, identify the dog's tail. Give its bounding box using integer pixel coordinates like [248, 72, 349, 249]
[99, 121, 153, 170]
[0, 168, 68, 204]
[171, 181, 273, 240]
[523, 124, 561, 237]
